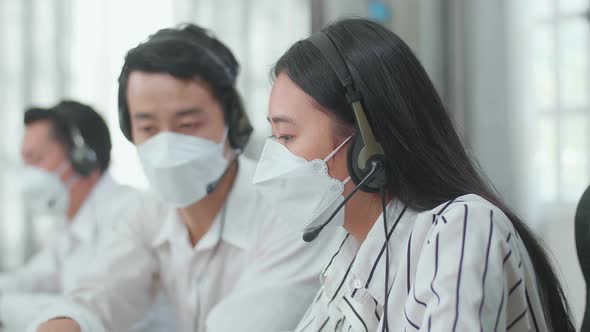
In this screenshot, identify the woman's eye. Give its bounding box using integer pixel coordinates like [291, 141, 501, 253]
[269, 134, 293, 144]
[140, 126, 155, 133]
[278, 135, 293, 143]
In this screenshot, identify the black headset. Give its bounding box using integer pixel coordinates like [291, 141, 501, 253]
[66, 122, 98, 177]
[118, 35, 253, 151]
[26, 104, 100, 177]
[307, 32, 387, 193]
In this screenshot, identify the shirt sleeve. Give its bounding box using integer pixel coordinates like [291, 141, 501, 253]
[0, 240, 61, 293]
[204, 213, 335, 332]
[409, 202, 525, 331]
[28, 195, 161, 332]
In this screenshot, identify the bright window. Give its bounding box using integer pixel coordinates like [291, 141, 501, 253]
[532, 0, 590, 203]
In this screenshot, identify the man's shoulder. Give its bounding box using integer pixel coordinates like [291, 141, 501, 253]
[96, 181, 145, 211]
[92, 176, 169, 226]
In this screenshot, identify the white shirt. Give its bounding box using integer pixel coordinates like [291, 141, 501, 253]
[29, 156, 340, 332]
[0, 174, 144, 330]
[295, 194, 550, 332]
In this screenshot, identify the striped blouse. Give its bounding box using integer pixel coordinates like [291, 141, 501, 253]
[294, 194, 550, 332]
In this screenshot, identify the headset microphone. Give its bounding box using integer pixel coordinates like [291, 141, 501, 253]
[206, 180, 221, 195]
[303, 160, 381, 242]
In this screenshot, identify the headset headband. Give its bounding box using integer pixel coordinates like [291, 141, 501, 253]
[307, 32, 384, 170]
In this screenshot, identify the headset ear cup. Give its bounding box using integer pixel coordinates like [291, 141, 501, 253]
[70, 147, 98, 177]
[347, 133, 387, 193]
[347, 134, 365, 189]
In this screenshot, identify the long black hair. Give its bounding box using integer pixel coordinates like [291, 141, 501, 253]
[273, 18, 574, 331]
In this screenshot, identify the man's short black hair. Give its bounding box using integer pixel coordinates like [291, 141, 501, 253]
[117, 24, 252, 148]
[24, 100, 112, 173]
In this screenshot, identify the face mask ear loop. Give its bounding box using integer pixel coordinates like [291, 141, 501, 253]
[323, 136, 353, 162]
[222, 127, 243, 160]
[54, 161, 79, 189]
[221, 126, 239, 160]
[220, 127, 229, 145]
[65, 174, 80, 189]
[54, 160, 69, 177]
[342, 176, 352, 185]
[323, 137, 352, 184]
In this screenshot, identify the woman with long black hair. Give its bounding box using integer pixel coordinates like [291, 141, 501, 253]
[252, 18, 574, 331]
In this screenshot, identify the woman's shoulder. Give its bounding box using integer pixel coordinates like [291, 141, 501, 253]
[413, 193, 516, 240]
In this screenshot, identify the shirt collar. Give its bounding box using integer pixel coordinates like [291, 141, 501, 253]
[320, 228, 360, 301]
[349, 199, 418, 306]
[69, 173, 118, 243]
[152, 155, 258, 251]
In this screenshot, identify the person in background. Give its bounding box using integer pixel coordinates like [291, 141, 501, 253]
[254, 18, 575, 331]
[0, 101, 147, 331]
[33, 24, 338, 332]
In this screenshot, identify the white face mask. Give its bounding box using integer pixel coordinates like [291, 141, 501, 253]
[137, 129, 229, 207]
[253, 136, 351, 232]
[22, 162, 73, 215]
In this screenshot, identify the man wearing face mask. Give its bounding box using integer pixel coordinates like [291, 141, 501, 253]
[32, 24, 337, 332]
[0, 100, 143, 331]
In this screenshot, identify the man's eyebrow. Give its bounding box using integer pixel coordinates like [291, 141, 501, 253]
[174, 108, 203, 118]
[132, 112, 156, 120]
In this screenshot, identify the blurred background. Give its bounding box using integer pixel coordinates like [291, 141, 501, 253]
[0, 0, 588, 327]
